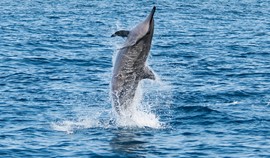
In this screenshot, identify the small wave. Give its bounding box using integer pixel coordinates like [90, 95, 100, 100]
[51, 118, 102, 134]
[177, 105, 218, 113]
[172, 105, 230, 126]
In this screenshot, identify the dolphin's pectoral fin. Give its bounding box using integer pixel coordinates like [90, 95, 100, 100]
[141, 66, 155, 80]
[111, 30, 130, 38]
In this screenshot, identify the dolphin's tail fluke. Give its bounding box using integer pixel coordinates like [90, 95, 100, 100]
[145, 6, 156, 23]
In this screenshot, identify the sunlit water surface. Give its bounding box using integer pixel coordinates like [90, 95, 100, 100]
[1, 0, 270, 157]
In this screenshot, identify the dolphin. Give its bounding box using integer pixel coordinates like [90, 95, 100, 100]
[111, 6, 156, 115]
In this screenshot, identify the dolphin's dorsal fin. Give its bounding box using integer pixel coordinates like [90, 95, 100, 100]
[141, 66, 155, 80]
[111, 30, 130, 38]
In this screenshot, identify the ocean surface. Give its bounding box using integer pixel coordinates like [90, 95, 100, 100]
[1, 0, 270, 157]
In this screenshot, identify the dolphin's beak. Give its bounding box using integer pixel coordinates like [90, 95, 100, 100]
[145, 6, 156, 24]
[150, 6, 156, 19]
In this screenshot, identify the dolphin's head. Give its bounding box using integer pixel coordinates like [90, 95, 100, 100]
[144, 6, 156, 30]
[125, 6, 156, 47]
[133, 6, 155, 38]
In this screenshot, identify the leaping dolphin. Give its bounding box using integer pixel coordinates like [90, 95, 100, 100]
[111, 6, 156, 115]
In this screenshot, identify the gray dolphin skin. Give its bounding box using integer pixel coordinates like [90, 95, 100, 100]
[111, 6, 156, 115]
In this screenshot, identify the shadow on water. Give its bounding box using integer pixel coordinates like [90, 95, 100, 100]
[110, 129, 147, 158]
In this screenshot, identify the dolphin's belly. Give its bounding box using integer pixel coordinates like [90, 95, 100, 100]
[111, 70, 139, 112]
[111, 47, 141, 112]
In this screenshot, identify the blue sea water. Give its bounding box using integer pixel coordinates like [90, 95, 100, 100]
[1, 0, 270, 157]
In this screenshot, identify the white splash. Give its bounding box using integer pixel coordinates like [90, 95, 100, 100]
[112, 80, 165, 129]
[51, 119, 100, 134]
[114, 109, 162, 128]
[51, 77, 169, 133]
[51, 109, 112, 134]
